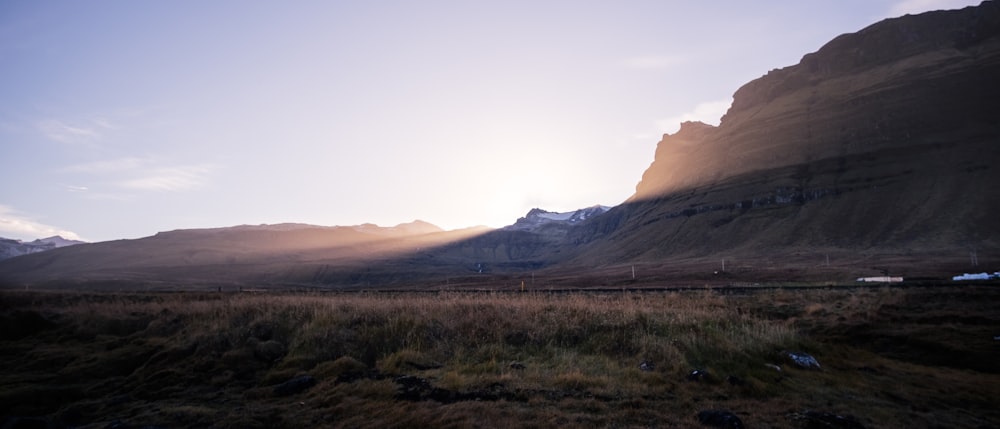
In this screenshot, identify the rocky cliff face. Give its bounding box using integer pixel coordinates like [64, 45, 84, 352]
[634, 2, 1000, 201]
[577, 2, 1000, 277]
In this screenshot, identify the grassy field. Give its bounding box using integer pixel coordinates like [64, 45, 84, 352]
[0, 286, 998, 428]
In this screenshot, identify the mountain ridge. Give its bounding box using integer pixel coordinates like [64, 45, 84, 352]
[2, 3, 998, 288]
[634, 1, 1000, 201]
[570, 1, 1000, 279]
[505, 206, 611, 231]
[0, 206, 602, 288]
[0, 235, 85, 261]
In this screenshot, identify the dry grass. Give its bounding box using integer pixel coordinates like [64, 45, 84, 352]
[0, 286, 998, 428]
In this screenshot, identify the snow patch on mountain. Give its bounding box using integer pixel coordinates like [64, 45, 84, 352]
[506, 205, 612, 231]
[0, 235, 86, 260]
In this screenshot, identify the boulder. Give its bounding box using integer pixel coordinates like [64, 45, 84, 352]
[786, 351, 821, 369]
[687, 369, 709, 381]
[697, 410, 745, 429]
[394, 375, 432, 401]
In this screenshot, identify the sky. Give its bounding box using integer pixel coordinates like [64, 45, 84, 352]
[0, 0, 983, 242]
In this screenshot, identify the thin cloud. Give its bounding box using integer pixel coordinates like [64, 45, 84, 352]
[62, 184, 135, 201]
[36, 119, 101, 143]
[656, 98, 733, 134]
[35, 115, 121, 147]
[63, 157, 218, 192]
[888, 0, 981, 16]
[0, 205, 82, 241]
[117, 165, 215, 192]
[63, 157, 147, 173]
[92, 116, 118, 130]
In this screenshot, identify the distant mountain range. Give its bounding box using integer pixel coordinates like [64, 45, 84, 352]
[155, 219, 448, 237]
[1, 2, 998, 289]
[0, 236, 85, 261]
[0, 210, 598, 288]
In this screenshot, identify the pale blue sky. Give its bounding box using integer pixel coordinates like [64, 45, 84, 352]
[0, 0, 981, 242]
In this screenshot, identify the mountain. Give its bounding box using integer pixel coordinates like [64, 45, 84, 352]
[506, 206, 611, 231]
[562, 1, 1000, 280]
[0, 206, 604, 288]
[35, 236, 85, 248]
[168, 220, 444, 237]
[1, 3, 998, 288]
[0, 236, 85, 261]
[632, 3, 1000, 201]
[0, 221, 475, 288]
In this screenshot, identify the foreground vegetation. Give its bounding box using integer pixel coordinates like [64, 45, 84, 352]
[1, 286, 998, 428]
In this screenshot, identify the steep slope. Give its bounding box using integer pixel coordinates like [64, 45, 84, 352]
[633, 2, 1000, 199]
[569, 2, 1000, 279]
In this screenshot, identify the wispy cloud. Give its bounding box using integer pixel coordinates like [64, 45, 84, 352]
[118, 165, 214, 192]
[0, 205, 82, 241]
[655, 98, 733, 134]
[36, 119, 101, 144]
[888, 0, 980, 16]
[92, 116, 118, 131]
[63, 157, 147, 173]
[63, 157, 218, 192]
[35, 115, 121, 147]
[622, 55, 686, 70]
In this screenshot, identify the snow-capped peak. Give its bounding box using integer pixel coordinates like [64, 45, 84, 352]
[33, 235, 87, 248]
[506, 205, 612, 230]
[0, 235, 86, 261]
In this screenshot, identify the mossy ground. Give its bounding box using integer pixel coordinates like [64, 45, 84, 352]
[0, 286, 997, 428]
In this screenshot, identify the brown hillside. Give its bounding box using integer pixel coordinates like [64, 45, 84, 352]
[634, 2, 1000, 199]
[569, 2, 1000, 279]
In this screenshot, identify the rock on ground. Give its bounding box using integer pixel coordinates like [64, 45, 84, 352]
[697, 410, 745, 429]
